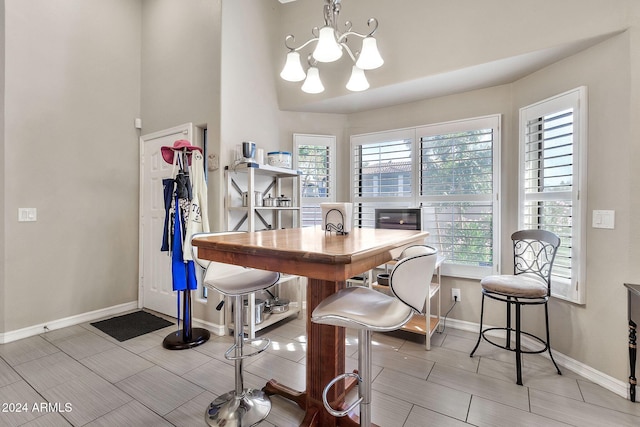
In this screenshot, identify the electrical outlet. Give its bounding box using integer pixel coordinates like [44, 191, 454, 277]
[451, 288, 461, 301]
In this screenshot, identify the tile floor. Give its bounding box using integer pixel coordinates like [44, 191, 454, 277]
[1, 310, 639, 426]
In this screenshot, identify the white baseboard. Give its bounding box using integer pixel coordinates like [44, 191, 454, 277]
[0, 301, 139, 344]
[0, 301, 228, 345]
[444, 317, 629, 400]
[192, 317, 226, 337]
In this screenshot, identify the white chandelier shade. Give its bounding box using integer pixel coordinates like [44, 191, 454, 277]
[280, 51, 307, 82]
[346, 66, 369, 92]
[313, 26, 343, 62]
[280, 0, 383, 93]
[356, 37, 384, 70]
[301, 67, 325, 94]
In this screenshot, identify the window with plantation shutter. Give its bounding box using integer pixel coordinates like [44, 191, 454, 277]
[417, 116, 500, 278]
[293, 134, 336, 227]
[519, 87, 587, 304]
[351, 117, 501, 278]
[351, 129, 414, 228]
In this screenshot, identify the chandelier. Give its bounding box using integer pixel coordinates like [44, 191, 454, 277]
[279, 0, 384, 94]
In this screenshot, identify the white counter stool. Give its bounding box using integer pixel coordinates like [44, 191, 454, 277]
[192, 232, 280, 427]
[312, 245, 437, 426]
[470, 229, 562, 385]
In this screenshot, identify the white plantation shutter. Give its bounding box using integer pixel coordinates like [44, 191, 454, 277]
[293, 134, 336, 227]
[417, 116, 500, 278]
[519, 87, 587, 304]
[351, 117, 500, 278]
[351, 129, 414, 228]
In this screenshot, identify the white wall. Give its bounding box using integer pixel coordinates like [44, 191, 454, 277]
[217, 0, 280, 233]
[140, 0, 220, 136]
[2, 0, 142, 331]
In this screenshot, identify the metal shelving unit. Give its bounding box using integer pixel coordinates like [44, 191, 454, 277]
[225, 162, 302, 232]
[224, 162, 303, 338]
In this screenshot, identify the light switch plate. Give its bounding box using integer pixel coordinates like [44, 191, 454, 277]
[592, 210, 615, 229]
[18, 208, 37, 222]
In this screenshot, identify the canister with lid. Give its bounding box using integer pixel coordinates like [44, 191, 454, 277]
[263, 194, 276, 207]
[277, 195, 292, 207]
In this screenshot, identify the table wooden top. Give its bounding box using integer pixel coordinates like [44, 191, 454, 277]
[192, 227, 429, 282]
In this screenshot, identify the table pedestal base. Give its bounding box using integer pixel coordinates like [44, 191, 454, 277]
[263, 379, 307, 410]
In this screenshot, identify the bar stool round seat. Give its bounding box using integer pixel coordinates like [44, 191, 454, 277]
[192, 232, 280, 427]
[312, 286, 415, 331]
[481, 274, 548, 298]
[312, 245, 437, 427]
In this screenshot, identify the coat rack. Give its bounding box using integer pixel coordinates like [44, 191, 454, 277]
[161, 141, 210, 350]
[163, 286, 210, 350]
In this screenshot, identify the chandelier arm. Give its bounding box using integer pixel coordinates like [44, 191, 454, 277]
[340, 42, 357, 63]
[285, 34, 320, 52]
[337, 30, 366, 43]
[366, 18, 379, 36]
[337, 18, 379, 43]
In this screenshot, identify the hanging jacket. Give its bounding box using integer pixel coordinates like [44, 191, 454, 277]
[183, 150, 210, 260]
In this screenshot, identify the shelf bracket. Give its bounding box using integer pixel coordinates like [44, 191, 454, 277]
[255, 211, 272, 229]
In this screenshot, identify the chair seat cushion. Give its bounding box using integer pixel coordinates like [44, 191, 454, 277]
[311, 286, 413, 331]
[480, 274, 547, 298]
[204, 263, 279, 296]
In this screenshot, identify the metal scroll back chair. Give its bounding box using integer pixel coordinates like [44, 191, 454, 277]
[470, 229, 562, 385]
[191, 232, 281, 427]
[312, 245, 437, 426]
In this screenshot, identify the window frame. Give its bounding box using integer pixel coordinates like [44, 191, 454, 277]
[518, 86, 587, 304]
[350, 115, 501, 279]
[293, 133, 337, 228]
[351, 128, 416, 205]
[416, 116, 501, 278]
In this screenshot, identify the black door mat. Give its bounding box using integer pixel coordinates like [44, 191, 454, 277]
[91, 311, 174, 342]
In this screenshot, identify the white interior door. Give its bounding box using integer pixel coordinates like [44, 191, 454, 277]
[139, 123, 193, 316]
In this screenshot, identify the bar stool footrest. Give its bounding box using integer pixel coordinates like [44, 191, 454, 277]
[480, 327, 549, 355]
[322, 372, 362, 418]
[225, 337, 271, 361]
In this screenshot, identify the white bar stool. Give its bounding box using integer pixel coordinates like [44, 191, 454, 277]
[192, 232, 280, 427]
[311, 245, 437, 427]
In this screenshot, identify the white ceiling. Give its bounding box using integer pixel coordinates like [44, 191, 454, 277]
[283, 32, 619, 114]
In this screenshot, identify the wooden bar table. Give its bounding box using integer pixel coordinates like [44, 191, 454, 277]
[192, 227, 429, 427]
